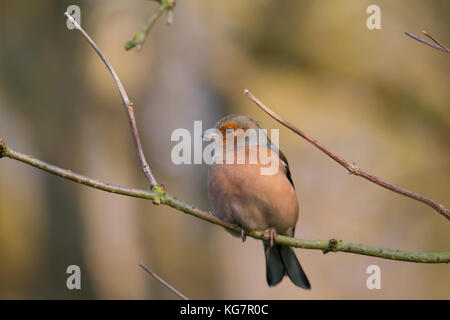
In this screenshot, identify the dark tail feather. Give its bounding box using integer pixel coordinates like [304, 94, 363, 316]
[263, 242, 311, 289]
[279, 245, 311, 289]
[263, 242, 284, 286]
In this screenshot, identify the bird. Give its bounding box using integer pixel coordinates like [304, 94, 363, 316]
[203, 114, 310, 289]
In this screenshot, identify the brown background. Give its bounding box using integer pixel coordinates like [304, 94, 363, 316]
[0, 0, 449, 299]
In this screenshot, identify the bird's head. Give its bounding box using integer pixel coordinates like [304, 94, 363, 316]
[203, 114, 280, 175]
[202, 114, 262, 143]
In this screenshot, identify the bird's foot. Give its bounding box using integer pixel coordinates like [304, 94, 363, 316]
[263, 227, 277, 248]
[231, 223, 247, 242]
[240, 227, 246, 242]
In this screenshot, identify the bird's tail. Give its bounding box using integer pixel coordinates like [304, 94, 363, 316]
[263, 241, 311, 289]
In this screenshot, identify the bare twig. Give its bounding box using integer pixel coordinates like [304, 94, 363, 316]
[64, 12, 159, 188]
[125, 0, 176, 51]
[139, 262, 189, 300]
[1, 139, 449, 263]
[243, 89, 450, 221]
[421, 30, 450, 52]
[405, 31, 449, 54]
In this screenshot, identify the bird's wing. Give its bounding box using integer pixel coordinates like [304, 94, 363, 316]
[277, 148, 295, 190]
[274, 146, 297, 237]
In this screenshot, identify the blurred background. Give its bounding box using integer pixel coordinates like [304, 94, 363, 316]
[0, 0, 449, 299]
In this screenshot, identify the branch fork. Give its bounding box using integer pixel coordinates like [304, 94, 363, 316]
[65, 11, 159, 189]
[125, 0, 177, 51]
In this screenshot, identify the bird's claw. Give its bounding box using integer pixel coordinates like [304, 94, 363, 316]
[233, 224, 247, 242]
[240, 227, 247, 242]
[263, 228, 276, 248]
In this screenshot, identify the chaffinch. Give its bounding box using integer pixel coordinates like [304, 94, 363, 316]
[203, 114, 311, 289]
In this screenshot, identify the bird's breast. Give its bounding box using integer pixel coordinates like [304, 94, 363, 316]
[207, 145, 299, 236]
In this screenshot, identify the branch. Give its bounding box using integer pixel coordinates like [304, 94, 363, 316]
[243, 89, 450, 221]
[139, 263, 189, 300]
[65, 12, 159, 189]
[1, 139, 448, 263]
[405, 30, 450, 54]
[125, 0, 176, 51]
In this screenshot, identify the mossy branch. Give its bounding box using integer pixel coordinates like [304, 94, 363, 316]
[1, 139, 448, 264]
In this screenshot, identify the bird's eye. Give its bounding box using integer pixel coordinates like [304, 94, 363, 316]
[225, 128, 234, 134]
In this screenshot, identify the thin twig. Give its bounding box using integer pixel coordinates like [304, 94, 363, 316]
[405, 31, 449, 54]
[139, 263, 189, 300]
[1, 139, 449, 263]
[125, 0, 176, 51]
[243, 89, 450, 221]
[421, 30, 450, 52]
[64, 12, 159, 188]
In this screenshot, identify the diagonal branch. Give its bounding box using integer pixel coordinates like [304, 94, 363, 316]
[139, 263, 189, 300]
[64, 12, 159, 188]
[244, 89, 450, 221]
[1, 139, 449, 263]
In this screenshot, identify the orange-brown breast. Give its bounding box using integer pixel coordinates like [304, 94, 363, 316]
[207, 145, 299, 236]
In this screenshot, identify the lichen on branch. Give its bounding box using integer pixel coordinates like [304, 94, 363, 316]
[1, 140, 449, 264]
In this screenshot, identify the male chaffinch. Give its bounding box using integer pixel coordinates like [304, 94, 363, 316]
[203, 114, 311, 289]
